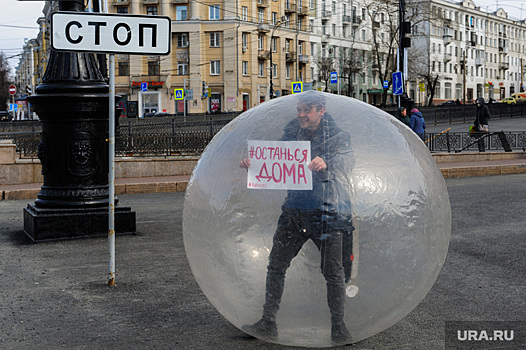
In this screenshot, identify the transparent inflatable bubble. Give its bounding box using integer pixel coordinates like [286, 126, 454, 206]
[183, 91, 451, 348]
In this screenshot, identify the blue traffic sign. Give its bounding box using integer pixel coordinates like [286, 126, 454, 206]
[330, 72, 338, 84]
[383, 80, 389, 89]
[141, 82, 148, 92]
[392, 71, 404, 96]
[291, 82, 303, 94]
[174, 89, 184, 100]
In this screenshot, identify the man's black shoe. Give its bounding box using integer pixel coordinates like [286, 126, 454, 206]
[331, 322, 352, 345]
[242, 319, 278, 340]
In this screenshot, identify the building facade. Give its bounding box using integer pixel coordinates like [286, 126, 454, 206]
[16, 0, 526, 114]
[409, 0, 526, 105]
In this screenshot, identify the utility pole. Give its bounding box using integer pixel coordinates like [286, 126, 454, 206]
[269, 18, 285, 99]
[462, 50, 466, 105]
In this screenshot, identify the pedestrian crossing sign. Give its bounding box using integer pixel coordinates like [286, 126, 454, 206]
[174, 89, 184, 100]
[291, 82, 303, 94]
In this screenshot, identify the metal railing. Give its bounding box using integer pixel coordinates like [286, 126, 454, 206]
[3, 111, 526, 158]
[425, 131, 526, 153]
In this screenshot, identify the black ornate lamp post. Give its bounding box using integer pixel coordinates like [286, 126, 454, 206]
[23, 0, 135, 241]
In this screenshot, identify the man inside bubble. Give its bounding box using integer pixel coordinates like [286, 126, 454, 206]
[240, 91, 354, 344]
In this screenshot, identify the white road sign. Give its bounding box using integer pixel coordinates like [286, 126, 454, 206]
[51, 12, 171, 55]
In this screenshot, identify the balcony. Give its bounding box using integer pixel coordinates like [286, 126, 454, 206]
[298, 54, 309, 64]
[257, 0, 269, 7]
[499, 46, 509, 53]
[114, 0, 129, 5]
[322, 10, 332, 20]
[143, 0, 159, 4]
[298, 5, 309, 16]
[444, 53, 452, 62]
[172, 0, 188, 3]
[342, 15, 351, 24]
[352, 16, 361, 26]
[286, 51, 296, 63]
[257, 23, 270, 33]
[285, 2, 297, 13]
[321, 34, 330, 42]
[258, 50, 270, 60]
[499, 62, 510, 70]
[475, 57, 483, 66]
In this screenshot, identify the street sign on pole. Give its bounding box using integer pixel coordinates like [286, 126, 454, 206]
[383, 80, 389, 89]
[392, 71, 404, 96]
[292, 81, 303, 94]
[174, 89, 184, 100]
[50, 10, 172, 287]
[330, 72, 338, 84]
[51, 12, 171, 55]
[9, 85, 16, 95]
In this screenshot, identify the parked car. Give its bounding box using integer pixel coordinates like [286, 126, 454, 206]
[437, 100, 456, 106]
[153, 112, 171, 117]
[501, 97, 517, 105]
[140, 112, 156, 118]
[510, 93, 526, 104]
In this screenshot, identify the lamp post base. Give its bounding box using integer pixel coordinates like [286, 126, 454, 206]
[23, 204, 136, 242]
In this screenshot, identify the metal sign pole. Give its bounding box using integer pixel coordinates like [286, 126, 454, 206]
[108, 53, 116, 286]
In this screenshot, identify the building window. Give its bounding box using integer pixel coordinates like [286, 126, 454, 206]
[210, 60, 220, 75]
[242, 6, 248, 21]
[146, 6, 158, 16]
[258, 62, 265, 77]
[177, 61, 188, 75]
[272, 12, 277, 25]
[445, 82, 451, 99]
[242, 61, 248, 75]
[209, 5, 220, 20]
[148, 60, 160, 75]
[286, 64, 291, 79]
[258, 35, 264, 50]
[273, 63, 278, 78]
[271, 37, 277, 52]
[242, 33, 248, 50]
[298, 41, 303, 55]
[258, 8, 264, 23]
[332, 24, 336, 36]
[117, 7, 128, 14]
[176, 6, 187, 20]
[177, 34, 188, 48]
[210, 32, 220, 47]
[118, 61, 129, 76]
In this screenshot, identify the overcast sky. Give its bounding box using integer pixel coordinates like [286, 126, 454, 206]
[0, 0, 525, 77]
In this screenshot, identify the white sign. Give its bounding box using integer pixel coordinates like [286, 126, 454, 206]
[246, 140, 312, 190]
[51, 12, 171, 55]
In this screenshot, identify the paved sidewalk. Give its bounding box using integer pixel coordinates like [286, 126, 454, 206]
[1, 175, 525, 349]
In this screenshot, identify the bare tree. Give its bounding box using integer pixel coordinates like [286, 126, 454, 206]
[362, 0, 399, 106]
[340, 49, 366, 97]
[0, 53, 12, 111]
[314, 56, 335, 92]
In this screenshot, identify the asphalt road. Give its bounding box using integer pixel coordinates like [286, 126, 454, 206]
[1, 174, 525, 349]
[425, 115, 526, 133]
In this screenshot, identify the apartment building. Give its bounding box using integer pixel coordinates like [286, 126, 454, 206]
[17, 0, 526, 113]
[409, 0, 526, 105]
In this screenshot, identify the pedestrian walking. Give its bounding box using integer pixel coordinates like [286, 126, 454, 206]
[473, 97, 490, 152]
[409, 108, 426, 141]
[395, 107, 410, 126]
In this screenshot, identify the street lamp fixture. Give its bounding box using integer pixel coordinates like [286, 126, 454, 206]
[269, 16, 286, 99]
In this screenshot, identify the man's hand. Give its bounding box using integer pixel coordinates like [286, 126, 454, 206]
[240, 158, 251, 168]
[309, 156, 327, 172]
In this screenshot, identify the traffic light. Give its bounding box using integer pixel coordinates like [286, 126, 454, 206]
[202, 81, 206, 98]
[26, 85, 33, 96]
[401, 21, 411, 48]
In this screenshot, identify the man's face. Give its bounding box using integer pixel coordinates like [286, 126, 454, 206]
[297, 103, 325, 130]
[401, 109, 407, 116]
